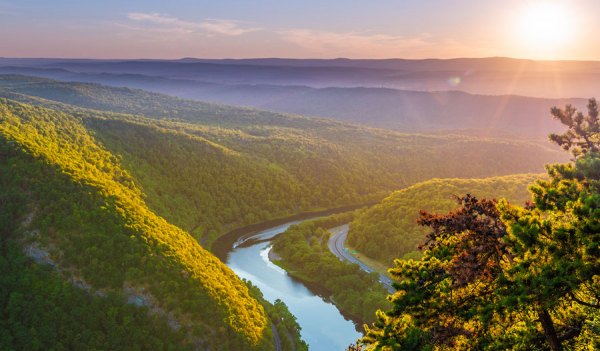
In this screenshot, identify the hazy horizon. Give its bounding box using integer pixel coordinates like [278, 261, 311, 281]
[2, 56, 600, 62]
[1, 0, 598, 61]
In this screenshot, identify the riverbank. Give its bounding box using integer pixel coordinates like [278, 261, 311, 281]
[269, 244, 370, 326]
[270, 212, 389, 325]
[223, 220, 364, 349]
[212, 202, 375, 262]
[268, 247, 282, 261]
[268, 245, 368, 327]
[269, 247, 316, 282]
[329, 296, 364, 325]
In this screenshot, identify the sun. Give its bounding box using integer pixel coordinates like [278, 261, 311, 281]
[516, 2, 575, 50]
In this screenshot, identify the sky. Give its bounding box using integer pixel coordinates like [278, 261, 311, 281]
[0, 0, 597, 60]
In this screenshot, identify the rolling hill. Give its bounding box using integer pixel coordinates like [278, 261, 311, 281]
[0, 98, 274, 350]
[347, 174, 543, 266]
[0, 75, 570, 247]
[0, 75, 573, 349]
[0, 67, 585, 136]
[3, 56, 600, 98]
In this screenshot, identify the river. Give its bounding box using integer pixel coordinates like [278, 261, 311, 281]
[213, 206, 371, 350]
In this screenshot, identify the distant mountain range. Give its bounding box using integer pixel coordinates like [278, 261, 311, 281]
[0, 57, 600, 98]
[0, 65, 586, 136]
[5, 56, 600, 71]
[2, 57, 600, 98]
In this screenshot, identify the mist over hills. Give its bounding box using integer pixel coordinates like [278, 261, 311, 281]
[0, 66, 588, 136]
[2, 56, 600, 98]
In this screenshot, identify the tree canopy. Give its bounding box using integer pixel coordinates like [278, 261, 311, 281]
[358, 100, 600, 351]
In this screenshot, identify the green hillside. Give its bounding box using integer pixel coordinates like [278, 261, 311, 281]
[0, 76, 579, 350]
[347, 174, 542, 265]
[0, 75, 570, 249]
[0, 98, 274, 350]
[0, 242, 192, 350]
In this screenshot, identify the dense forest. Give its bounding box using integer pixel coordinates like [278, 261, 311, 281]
[347, 174, 542, 266]
[272, 211, 390, 323]
[0, 75, 570, 248]
[244, 280, 308, 351]
[0, 98, 275, 350]
[1, 74, 596, 350]
[270, 175, 544, 325]
[357, 100, 600, 350]
[0, 240, 192, 350]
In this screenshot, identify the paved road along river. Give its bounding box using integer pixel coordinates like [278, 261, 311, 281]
[328, 224, 395, 294]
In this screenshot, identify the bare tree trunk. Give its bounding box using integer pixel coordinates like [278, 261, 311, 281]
[537, 309, 562, 351]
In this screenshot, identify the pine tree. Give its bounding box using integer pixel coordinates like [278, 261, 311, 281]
[358, 101, 600, 350]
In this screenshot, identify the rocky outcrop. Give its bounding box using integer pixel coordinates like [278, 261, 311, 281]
[122, 284, 182, 330]
[23, 239, 55, 266]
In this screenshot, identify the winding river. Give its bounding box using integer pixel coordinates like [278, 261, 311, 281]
[213, 206, 371, 350]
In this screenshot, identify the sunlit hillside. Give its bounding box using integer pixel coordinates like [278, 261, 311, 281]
[347, 174, 542, 265]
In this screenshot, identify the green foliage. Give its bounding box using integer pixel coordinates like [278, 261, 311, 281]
[244, 280, 309, 351]
[273, 211, 390, 323]
[0, 98, 273, 349]
[360, 189, 599, 350]
[497, 153, 600, 349]
[0, 75, 571, 249]
[0, 75, 584, 350]
[549, 98, 600, 158]
[348, 174, 540, 266]
[357, 133, 600, 349]
[0, 242, 191, 351]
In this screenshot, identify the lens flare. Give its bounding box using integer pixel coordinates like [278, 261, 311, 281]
[515, 2, 574, 50]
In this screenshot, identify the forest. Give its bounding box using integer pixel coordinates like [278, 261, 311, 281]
[0, 75, 569, 249]
[0, 98, 275, 350]
[356, 100, 600, 350]
[347, 174, 543, 266]
[270, 174, 550, 326]
[0, 74, 596, 350]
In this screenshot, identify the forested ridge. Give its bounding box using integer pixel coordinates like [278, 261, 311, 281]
[356, 100, 600, 350]
[0, 98, 275, 350]
[271, 174, 543, 325]
[0, 75, 570, 248]
[347, 174, 542, 265]
[0, 242, 192, 350]
[0, 75, 591, 350]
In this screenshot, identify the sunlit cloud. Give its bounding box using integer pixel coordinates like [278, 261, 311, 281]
[126, 12, 263, 36]
[278, 29, 489, 59]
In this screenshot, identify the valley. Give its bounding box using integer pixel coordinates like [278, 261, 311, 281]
[0, 57, 597, 351]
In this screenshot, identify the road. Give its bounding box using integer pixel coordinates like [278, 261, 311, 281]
[328, 224, 395, 294]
